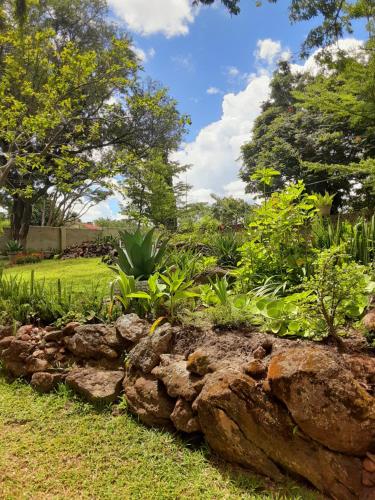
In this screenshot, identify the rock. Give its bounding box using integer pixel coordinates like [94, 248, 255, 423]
[363, 309, 375, 331]
[16, 325, 33, 337]
[44, 330, 63, 342]
[66, 368, 124, 404]
[243, 359, 266, 377]
[31, 372, 66, 393]
[0, 325, 15, 340]
[171, 398, 201, 433]
[186, 349, 215, 376]
[115, 314, 149, 348]
[362, 470, 375, 487]
[363, 457, 375, 473]
[64, 324, 122, 360]
[123, 369, 175, 427]
[0, 338, 34, 376]
[128, 323, 173, 373]
[62, 322, 81, 336]
[152, 354, 201, 401]
[26, 357, 51, 373]
[196, 367, 364, 500]
[252, 346, 267, 359]
[267, 346, 375, 456]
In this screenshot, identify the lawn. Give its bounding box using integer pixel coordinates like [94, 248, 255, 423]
[2, 257, 113, 294]
[0, 377, 318, 500]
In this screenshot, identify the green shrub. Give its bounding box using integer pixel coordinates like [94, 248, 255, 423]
[209, 232, 243, 267]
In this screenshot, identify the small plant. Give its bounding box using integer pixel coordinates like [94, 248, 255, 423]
[208, 276, 232, 305]
[113, 228, 167, 279]
[6, 240, 23, 253]
[109, 270, 137, 312]
[210, 232, 242, 267]
[312, 192, 335, 216]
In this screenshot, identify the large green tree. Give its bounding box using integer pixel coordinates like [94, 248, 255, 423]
[240, 60, 375, 211]
[0, 0, 189, 244]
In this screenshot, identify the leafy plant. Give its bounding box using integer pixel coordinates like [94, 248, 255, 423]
[109, 269, 137, 313]
[113, 228, 168, 279]
[210, 232, 242, 267]
[208, 276, 232, 305]
[302, 246, 375, 342]
[6, 240, 23, 253]
[312, 191, 335, 209]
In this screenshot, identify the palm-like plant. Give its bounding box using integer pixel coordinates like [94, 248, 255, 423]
[113, 228, 168, 279]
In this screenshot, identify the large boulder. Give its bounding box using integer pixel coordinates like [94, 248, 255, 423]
[64, 324, 122, 360]
[196, 368, 364, 500]
[267, 347, 375, 456]
[123, 369, 175, 427]
[66, 368, 124, 404]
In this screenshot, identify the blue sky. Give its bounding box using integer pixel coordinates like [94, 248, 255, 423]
[83, 0, 366, 221]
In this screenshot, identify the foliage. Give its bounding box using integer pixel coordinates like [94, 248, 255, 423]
[312, 192, 335, 209]
[240, 61, 374, 211]
[0, 270, 111, 325]
[109, 269, 137, 313]
[5, 240, 23, 253]
[301, 246, 374, 340]
[209, 232, 243, 267]
[113, 228, 167, 279]
[118, 151, 189, 230]
[211, 195, 252, 228]
[237, 181, 316, 289]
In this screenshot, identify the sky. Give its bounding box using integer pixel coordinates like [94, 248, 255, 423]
[82, 0, 367, 221]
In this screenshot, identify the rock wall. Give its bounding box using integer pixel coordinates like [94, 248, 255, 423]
[1, 316, 374, 499]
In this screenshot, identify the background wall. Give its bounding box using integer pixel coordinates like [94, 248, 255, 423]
[0, 226, 119, 252]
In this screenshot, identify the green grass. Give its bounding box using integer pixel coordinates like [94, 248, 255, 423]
[0, 377, 319, 499]
[2, 258, 113, 294]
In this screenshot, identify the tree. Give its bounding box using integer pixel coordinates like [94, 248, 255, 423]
[0, 1, 190, 244]
[211, 194, 252, 227]
[195, 0, 375, 55]
[240, 60, 375, 211]
[30, 183, 110, 227]
[117, 152, 189, 229]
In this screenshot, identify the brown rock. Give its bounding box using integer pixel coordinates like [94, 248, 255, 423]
[62, 322, 81, 336]
[253, 346, 266, 359]
[196, 367, 364, 500]
[128, 323, 173, 373]
[66, 368, 124, 404]
[243, 359, 266, 377]
[267, 346, 375, 455]
[186, 349, 215, 376]
[171, 398, 201, 433]
[16, 325, 33, 337]
[0, 324, 18, 340]
[64, 324, 122, 360]
[0, 338, 34, 376]
[123, 369, 174, 427]
[31, 372, 66, 393]
[363, 457, 375, 473]
[362, 470, 375, 487]
[152, 354, 201, 401]
[44, 330, 63, 342]
[115, 314, 149, 348]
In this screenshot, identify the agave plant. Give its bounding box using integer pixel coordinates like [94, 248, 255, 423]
[113, 228, 168, 279]
[6, 240, 23, 253]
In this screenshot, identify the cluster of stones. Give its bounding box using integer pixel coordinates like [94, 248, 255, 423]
[0, 315, 374, 500]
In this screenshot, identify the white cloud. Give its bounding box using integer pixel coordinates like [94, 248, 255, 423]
[173, 72, 271, 201]
[108, 0, 197, 37]
[223, 180, 255, 203]
[255, 38, 291, 65]
[133, 46, 156, 63]
[290, 38, 364, 76]
[171, 53, 194, 71]
[207, 86, 221, 95]
[227, 66, 240, 77]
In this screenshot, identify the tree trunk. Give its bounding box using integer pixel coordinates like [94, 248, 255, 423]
[11, 196, 32, 249]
